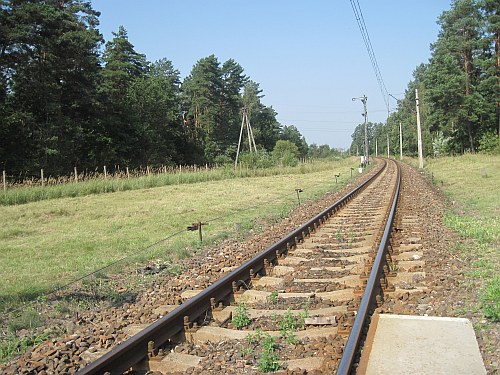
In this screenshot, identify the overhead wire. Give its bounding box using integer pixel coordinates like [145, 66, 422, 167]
[350, 0, 390, 114]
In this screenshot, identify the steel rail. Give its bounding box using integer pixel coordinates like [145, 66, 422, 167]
[336, 159, 401, 375]
[77, 160, 387, 375]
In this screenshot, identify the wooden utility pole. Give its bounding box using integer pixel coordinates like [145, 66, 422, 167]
[399, 122, 403, 160]
[415, 89, 424, 169]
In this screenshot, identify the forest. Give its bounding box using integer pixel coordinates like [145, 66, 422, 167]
[350, 0, 499, 157]
[1, 1, 498, 179]
[0, 0, 322, 178]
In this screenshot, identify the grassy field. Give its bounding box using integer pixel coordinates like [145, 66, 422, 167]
[0, 158, 361, 313]
[424, 154, 499, 322]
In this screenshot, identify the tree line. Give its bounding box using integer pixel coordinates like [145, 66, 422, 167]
[350, 0, 499, 157]
[0, 0, 343, 178]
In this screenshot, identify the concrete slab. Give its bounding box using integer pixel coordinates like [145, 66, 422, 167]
[136, 352, 202, 373]
[123, 324, 150, 337]
[394, 251, 424, 261]
[279, 256, 310, 265]
[324, 245, 372, 254]
[294, 274, 361, 288]
[222, 305, 347, 319]
[180, 289, 203, 300]
[273, 265, 295, 276]
[398, 243, 423, 251]
[190, 326, 338, 344]
[358, 314, 486, 375]
[397, 260, 425, 271]
[317, 289, 354, 302]
[212, 308, 232, 325]
[291, 248, 314, 254]
[388, 272, 426, 284]
[338, 254, 368, 263]
[253, 276, 285, 289]
[385, 286, 429, 298]
[285, 357, 325, 372]
[152, 304, 178, 316]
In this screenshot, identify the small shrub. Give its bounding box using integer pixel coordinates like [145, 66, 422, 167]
[267, 290, 279, 304]
[258, 333, 282, 372]
[281, 151, 299, 167]
[278, 307, 298, 344]
[478, 132, 500, 155]
[232, 302, 250, 329]
[213, 155, 233, 166]
[298, 303, 310, 329]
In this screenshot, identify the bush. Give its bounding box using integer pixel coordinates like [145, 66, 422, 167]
[478, 132, 500, 155]
[238, 150, 275, 169]
[281, 151, 298, 167]
[213, 155, 233, 166]
[272, 140, 299, 159]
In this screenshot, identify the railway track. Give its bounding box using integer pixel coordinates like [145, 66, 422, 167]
[76, 158, 401, 374]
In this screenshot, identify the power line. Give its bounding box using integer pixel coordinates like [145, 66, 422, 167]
[350, 0, 390, 114]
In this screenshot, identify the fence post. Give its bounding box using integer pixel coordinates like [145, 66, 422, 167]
[126, 166, 130, 179]
[2, 170, 6, 191]
[104, 165, 107, 179]
[41, 169, 44, 187]
[74, 167, 78, 183]
[147, 165, 150, 176]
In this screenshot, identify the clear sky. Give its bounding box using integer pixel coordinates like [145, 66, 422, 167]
[90, 0, 451, 150]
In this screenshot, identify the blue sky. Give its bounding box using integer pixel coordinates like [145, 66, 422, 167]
[91, 0, 451, 149]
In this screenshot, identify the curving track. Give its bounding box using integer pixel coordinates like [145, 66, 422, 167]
[76, 158, 401, 374]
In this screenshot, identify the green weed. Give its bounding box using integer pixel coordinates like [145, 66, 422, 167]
[232, 302, 250, 329]
[258, 333, 282, 372]
[278, 308, 299, 344]
[267, 290, 279, 305]
[8, 308, 43, 333]
[480, 276, 500, 322]
[0, 331, 51, 364]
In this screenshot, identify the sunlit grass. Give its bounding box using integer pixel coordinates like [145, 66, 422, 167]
[0, 158, 360, 312]
[425, 154, 499, 321]
[1, 161, 343, 206]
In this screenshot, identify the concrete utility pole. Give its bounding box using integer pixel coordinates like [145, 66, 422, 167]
[399, 122, 403, 160]
[375, 138, 378, 157]
[235, 107, 257, 168]
[415, 89, 424, 169]
[387, 133, 390, 158]
[353, 95, 368, 164]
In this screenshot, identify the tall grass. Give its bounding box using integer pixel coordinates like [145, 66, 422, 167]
[1, 160, 338, 206]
